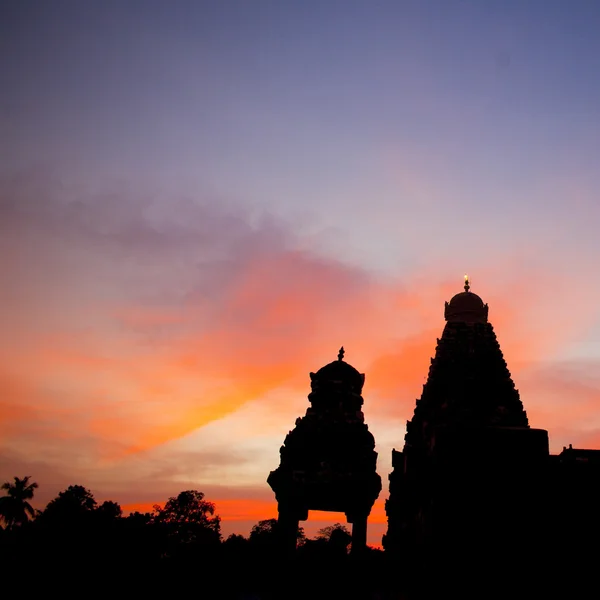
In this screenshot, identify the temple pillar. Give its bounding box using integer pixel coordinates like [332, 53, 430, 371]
[350, 515, 368, 554]
[277, 506, 300, 554]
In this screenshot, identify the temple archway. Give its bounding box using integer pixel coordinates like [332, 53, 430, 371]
[267, 348, 382, 554]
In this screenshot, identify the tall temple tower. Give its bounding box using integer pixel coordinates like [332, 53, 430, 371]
[384, 278, 550, 566]
[268, 348, 382, 553]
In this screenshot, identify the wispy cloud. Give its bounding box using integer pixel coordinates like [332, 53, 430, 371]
[2, 172, 600, 547]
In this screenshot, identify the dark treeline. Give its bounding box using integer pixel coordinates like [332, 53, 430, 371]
[2, 476, 576, 599]
[0, 476, 405, 599]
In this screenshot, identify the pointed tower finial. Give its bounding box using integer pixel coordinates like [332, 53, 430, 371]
[464, 274, 470, 293]
[338, 346, 345, 361]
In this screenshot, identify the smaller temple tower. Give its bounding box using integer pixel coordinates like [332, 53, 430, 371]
[268, 348, 382, 553]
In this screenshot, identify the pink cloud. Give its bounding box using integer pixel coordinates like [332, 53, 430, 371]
[2, 173, 600, 543]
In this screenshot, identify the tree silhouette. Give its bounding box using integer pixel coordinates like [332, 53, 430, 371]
[249, 518, 279, 541]
[154, 490, 220, 531]
[153, 490, 221, 551]
[0, 476, 38, 528]
[295, 523, 353, 561]
[41, 484, 97, 524]
[224, 533, 248, 546]
[96, 500, 122, 520]
[222, 533, 249, 558]
[315, 522, 352, 544]
[125, 510, 153, 526]
[316, 522, 352, 554]
[249, 518, 305, 548]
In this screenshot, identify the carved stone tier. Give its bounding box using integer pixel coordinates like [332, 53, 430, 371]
[405, 319, 529, 453]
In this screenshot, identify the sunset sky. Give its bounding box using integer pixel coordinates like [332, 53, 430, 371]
[2, 1, 600, 545]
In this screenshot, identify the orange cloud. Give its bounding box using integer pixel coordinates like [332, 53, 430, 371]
[518, 365, 600, 440]
[3, 255, 593, 462]
[3, 172, 600, 532]
[121, 498, 279, 521]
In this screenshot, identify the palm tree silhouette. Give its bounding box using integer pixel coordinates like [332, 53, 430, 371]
[0, 476, 38, 529]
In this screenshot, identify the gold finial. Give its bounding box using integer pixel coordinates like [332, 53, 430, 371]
[464, 274, 470, 292]
[338, 346, 345, 361]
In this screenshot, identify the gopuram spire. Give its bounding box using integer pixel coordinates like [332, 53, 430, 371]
[405, 278, 528, 445]
[384, 280, 549, 568]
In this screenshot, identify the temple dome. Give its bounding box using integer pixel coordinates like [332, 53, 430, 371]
[444, 277, 489, 324]
[311, 347, 365, 391]
[316, 359, 361, 381]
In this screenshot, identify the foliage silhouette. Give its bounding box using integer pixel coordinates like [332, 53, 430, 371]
[295, 523, 353, 561]
[249, 517, 278, 541]
[0, 479, 403, 597]
[146, 490, 222, 564]
[42, 484, 97, 522]
[126, 510, 153, 525]
[222, 532, 249, 561]
[154, 490, 219, 528]
[315, 522, 351, 542]
[96, 499, 123, 520]
[153, 489, 221, 542]
[0, 476, 38, 529]
[249, 517, 305, 547]
[315, 522, 353, 554]
[224, 532, 248, 546]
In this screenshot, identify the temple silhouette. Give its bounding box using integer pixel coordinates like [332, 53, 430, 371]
[384, 277, 600, 578]
[268, 347, 382, 553]
[269, 276, 600, 574]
